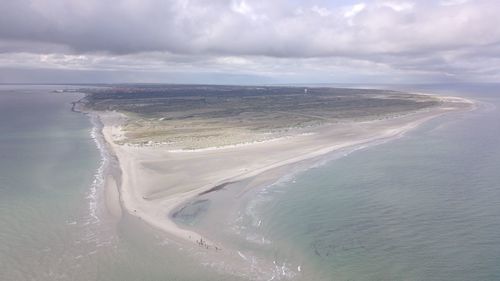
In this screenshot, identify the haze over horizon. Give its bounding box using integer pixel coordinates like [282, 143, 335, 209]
[1, 0, 499, 84]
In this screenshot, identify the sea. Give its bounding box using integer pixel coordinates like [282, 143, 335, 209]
[1, 84, 499, 281]
[0, 85, 230, 281]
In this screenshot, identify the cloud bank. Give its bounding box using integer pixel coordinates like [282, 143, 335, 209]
[1, 0, 499, 83]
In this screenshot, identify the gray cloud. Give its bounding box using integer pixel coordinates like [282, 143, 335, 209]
[1, 0, 499, 83]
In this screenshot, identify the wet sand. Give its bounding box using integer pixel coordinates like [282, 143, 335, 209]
[96, 95, 474, 279]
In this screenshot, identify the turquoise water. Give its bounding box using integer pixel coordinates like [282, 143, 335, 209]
[0, 86, 102, 279]
[0, 86, 230, 281]
[249, 85, 500, 280]
[2, 84, 500, 281]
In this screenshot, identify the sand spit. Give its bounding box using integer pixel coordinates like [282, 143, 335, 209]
[95, 95, 474, 278]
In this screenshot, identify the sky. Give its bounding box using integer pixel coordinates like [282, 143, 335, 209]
[1, 0, 499, 84]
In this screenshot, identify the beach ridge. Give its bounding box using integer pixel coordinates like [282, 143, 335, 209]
[95, 95, 475, 251]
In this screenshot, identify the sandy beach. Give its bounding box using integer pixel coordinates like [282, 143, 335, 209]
[95, 94, 474, 277]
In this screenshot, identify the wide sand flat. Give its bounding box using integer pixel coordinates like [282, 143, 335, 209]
[98, 95, 474, 251]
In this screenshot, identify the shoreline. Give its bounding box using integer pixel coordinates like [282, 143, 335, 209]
[89, 94, 475, 278]
[73, 100, 123, 222]
[90, 113, 123, 220]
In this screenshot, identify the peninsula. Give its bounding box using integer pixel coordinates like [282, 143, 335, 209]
[77, 84, 473, 278]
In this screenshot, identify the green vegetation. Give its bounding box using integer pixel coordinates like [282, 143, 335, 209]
[81, 85, 440, 149]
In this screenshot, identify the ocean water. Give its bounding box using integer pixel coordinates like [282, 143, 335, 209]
[2, 84, 500, 281]
[0, 86, 230, 281]
[242, 84, 500, 280]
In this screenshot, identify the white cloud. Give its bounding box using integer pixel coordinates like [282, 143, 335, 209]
[311, 5, 332, 17]
[344, 3, 366, 18]
[379, 1, 414, 11]
[440, 0, 469, 6]
[1, 0, 500, 83]
[231, 0, 252, 15]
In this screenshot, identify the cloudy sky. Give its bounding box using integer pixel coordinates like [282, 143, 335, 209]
[1, 0, 499, 84]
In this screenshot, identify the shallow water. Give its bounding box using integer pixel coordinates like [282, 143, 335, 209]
[2, 84, 500, 281]
[0, 86, 231, 281]
[239, 85, 500, 280]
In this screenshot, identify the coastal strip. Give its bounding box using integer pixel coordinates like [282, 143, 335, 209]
[94, 95, 474, 249]
[76, 92, 475, 279]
